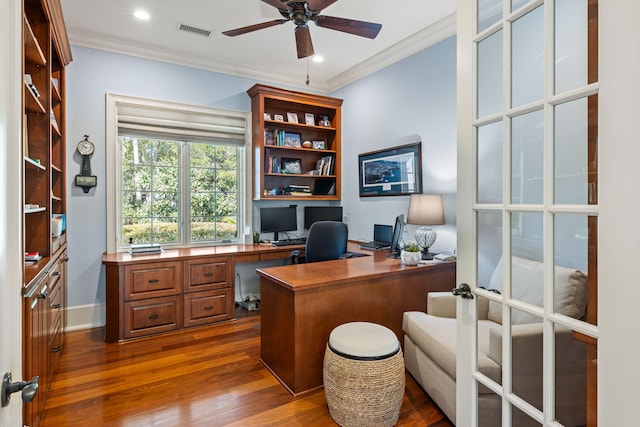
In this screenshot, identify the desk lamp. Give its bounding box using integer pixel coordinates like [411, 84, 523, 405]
[406, 194, 445, 260]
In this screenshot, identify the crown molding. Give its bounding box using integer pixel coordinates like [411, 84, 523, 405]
[66, 12, 456, 94]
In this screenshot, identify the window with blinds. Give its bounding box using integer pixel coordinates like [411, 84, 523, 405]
[106, 94, 250, 250]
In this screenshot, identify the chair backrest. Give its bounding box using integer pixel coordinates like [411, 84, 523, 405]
[305, 221, 348, 263]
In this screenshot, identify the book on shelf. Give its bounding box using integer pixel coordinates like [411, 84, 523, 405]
[283, 184, 311, 196]
[25, 251, 43, 262]
[316, 155, 335, 176]
[24, 74, 40, 98]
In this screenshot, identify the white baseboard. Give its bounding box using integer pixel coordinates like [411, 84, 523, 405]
[65, 303, 105, 331]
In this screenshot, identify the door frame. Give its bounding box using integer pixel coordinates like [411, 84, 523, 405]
[0, 0, 26, 425]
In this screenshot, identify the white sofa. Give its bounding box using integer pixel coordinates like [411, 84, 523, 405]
[402, 256, 589, 426]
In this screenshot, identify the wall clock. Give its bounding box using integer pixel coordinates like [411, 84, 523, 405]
[74, 135, 97, 193]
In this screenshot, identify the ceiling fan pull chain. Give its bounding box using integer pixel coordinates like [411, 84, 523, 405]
[306, 58, 310, 86]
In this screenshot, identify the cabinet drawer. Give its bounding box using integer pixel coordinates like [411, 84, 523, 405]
[184, 289, 233, 328]
[124, 296, 182, 339]
[124, 261, 182, 300]
[185, 258, 229, 292]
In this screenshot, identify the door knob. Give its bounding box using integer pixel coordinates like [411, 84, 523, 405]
[452, 283, 474, 299]
[1, 372, 38, 407]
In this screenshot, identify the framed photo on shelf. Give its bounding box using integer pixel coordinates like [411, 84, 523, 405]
[287, 112, 299, 123]
[283, 132, 302, 147]
[305, 113, 315, 126]
[274, 114, 284, 122]
[264, 112, 272, 120]
[312, 140, 326, 150]
[358, 142, 422, 197]
[282, 158, 302, 174]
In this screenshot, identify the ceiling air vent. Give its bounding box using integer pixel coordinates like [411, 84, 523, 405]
[176, 22, 212, 37]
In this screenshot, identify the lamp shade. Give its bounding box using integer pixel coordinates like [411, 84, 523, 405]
[406, 194, 445, 226]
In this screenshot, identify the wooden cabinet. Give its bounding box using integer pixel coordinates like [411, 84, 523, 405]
[247, 84, 343, 200]
[106, 256, 234, 342]
[22, 1, 71, 425]
[23, 250, 67, 427]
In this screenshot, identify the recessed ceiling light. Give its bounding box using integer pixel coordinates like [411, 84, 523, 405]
[134, 10, 150, 20]
[312, 55, 324, 63]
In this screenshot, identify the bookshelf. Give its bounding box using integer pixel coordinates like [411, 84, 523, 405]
[22, 0, 71, 425]
[247, 84, 343, 200]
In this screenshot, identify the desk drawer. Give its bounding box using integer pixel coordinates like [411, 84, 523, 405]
[185, 258, 229, 292]
[184, 289, 233, 328]
[124, 261, 182, 300]
[124, 296, 182, 339]
[48, 281, 63, 335]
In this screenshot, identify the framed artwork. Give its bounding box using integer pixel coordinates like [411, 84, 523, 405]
[282, 158, 302, 174]
[283, 132, 302, 147]
[305, 113, 315, 126]
[264, 112, 272, 120]
[312, 140, 326, 150]
[287, 112, 299, 123]
[274, 114, 284, 122]
[358, 142, 422, 197]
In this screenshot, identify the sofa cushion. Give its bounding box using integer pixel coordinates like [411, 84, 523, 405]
[402, 311, 501, 389]
[487, 256, 588, 324]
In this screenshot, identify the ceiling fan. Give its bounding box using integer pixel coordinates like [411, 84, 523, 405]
[222, 0, 383, 59]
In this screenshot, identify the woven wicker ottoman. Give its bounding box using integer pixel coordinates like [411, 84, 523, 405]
[323, 322, 405, 427]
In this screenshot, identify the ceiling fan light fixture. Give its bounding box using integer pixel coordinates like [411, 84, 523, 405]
[312, 55, 324, 63]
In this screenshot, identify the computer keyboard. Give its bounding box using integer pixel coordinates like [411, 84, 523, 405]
[271, 238, 307, 246]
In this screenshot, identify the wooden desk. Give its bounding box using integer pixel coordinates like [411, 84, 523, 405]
[102, 243, 302, 342]
[257, 245, 456, 396]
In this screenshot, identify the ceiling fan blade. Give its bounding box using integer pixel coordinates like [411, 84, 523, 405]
[261, 0, 289, 12]
[306, 0, 338, 12]
[314, 15, 382, 39]
[222, 19, 288, 37]
[295, 25, 315, 59]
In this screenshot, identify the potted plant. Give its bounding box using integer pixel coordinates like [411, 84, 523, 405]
[401, 241, 422, 266]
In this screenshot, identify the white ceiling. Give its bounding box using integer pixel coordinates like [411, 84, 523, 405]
[60, 0, 456, 92]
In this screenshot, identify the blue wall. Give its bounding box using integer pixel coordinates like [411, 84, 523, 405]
[64, 37, 457, 327]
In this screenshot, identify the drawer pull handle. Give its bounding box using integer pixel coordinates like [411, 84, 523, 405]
[204, 306, 214, 311]
[148, 279, 160, 283]
[51, 303, 61, 309]
[51, 271, 61, 276]
[38, 291, 49, 299]
[51, 346, 61, 353]
[148, 314, 160, 320]
[204, 273, 214, 277]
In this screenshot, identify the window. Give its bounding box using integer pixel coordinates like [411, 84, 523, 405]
[106, 94, 250, 252]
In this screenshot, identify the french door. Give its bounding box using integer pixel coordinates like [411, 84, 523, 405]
[456, 0, 599, 425]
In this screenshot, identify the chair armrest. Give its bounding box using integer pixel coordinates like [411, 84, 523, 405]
[427, 292, 457, 318]
[426, 292, 491, 320]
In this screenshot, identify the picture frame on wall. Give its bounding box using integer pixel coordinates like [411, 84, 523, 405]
[358, 142, 422, 197]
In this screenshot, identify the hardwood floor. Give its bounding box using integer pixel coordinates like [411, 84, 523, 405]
[41, 310, 453, 426]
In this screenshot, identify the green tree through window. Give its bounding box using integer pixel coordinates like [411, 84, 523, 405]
[120, 136, 240, 245]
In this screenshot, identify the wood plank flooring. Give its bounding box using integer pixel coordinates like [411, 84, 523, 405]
[41, 310, 453, 426]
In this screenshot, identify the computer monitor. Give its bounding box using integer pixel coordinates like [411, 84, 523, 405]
[304, 206, 343, 229]
[260, 206, 297, 241]
[388, 214, 405, 259]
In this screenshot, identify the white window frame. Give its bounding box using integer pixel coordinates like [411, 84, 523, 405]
[105, 93, 252, 252]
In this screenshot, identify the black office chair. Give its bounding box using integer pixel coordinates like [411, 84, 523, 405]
[290, 221, 348, 264]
